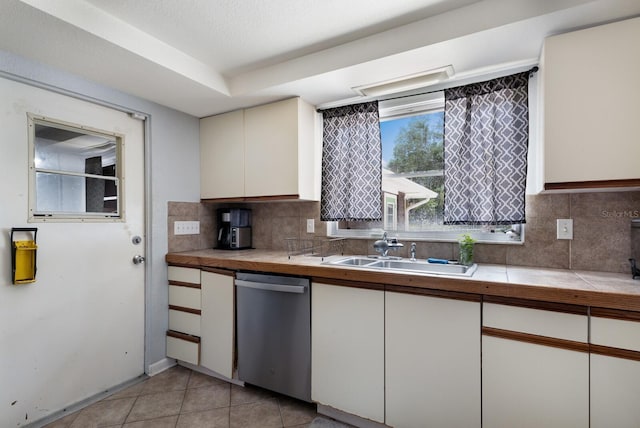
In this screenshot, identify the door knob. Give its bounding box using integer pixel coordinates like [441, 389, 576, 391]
[132, 255, 145, 265]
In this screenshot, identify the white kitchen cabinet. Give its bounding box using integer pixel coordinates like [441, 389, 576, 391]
[482, 300, 589, 428]
[166, 266, 202, 365]
[311, 282, 384, 423]
[200, 109, 245, 199]
[590, 309, 640, 428]
[200, 269, 235, 379]
[199, 97, 318, 200]
[168, 308, 201, 337]
[244, 97, 317, 199]
[542, 17, 640, 190]
[166, 332, 200, 366]
[385, 290, 481, 428]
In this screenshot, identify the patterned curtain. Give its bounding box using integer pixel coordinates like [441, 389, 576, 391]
[321, 101, 382, 221]
[443, 72, 529, 225]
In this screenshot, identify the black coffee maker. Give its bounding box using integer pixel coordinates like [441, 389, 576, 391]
[217, 208, 252, 250]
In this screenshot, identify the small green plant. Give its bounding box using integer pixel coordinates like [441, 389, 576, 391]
[458, 234, 476, 266]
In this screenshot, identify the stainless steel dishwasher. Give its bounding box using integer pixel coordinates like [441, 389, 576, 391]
[235, 272, 311, 402]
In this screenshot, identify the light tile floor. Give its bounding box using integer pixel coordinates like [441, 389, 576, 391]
[44, 365, 319, 428]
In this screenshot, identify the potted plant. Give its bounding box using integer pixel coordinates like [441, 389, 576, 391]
[458, 234, 476, 266]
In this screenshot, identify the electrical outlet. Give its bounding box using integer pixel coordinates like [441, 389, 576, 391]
[306, 218, 315, 234]
[175, 221, 200, 235]
[556, 219, 573, 240]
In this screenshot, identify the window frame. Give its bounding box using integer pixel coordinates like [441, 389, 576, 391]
[27, 113, 125, 222]
[325, 91, 525, 244]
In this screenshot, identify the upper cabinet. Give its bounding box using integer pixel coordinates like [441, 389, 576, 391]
[200, 97, 319, 201]
[541, 17, 640, 192]
[200, 109, 245, 199]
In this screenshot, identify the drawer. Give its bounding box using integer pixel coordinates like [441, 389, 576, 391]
[168, 266, 200, 285]
[591, 312, 640, 352]
[169, 285, 201, 310]
[169, 308, 201, 337]
[483, 302, 587, 342]
[166, 331, 200, 365]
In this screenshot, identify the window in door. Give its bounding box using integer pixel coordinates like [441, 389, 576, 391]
[28, 114, 123, 221]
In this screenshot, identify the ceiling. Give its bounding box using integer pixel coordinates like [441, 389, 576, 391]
[1, 0, 639, 117]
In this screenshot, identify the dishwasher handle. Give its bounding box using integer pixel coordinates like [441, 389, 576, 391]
[235, 279, 306, 294]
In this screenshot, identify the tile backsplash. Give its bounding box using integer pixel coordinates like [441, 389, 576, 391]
[168, 190, 639, 274]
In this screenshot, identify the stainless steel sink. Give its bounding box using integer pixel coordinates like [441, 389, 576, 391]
[325, 256, 477, 277]
[331, 257, 379, 267]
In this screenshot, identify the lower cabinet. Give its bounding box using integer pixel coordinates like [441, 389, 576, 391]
[200, 269, 235, 379]
[385, 289, 481, 428]
[483, 336, 589, 428]
[166, 266, 202, 365]
[482, 299, 590, 428]
[590, 308, 640, 428]
[311, 281, 385, 423]
[164, 264, 639, 428]
[591, 354, 640, 428]
[311, 283, 481, 427]
[166, 331, 200, 365]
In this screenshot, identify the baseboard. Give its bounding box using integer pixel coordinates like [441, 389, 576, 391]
[147, 357, 177, 376]
[317, 404, 388, 428]
[25, 374, 148, 428]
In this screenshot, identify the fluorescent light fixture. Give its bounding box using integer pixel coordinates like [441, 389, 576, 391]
[352, 65, 454, 97]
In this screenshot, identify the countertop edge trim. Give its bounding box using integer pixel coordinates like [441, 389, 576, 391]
[201, 267, 235, 277]
[165, 253, 640, 312]
[483, 295, 588, 315]
[591, 307, 640, 322]
[311, 277, 384, 291]
[386, 284, 481, 302]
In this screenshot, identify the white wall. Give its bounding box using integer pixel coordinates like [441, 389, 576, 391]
[0, 50, 200, 389]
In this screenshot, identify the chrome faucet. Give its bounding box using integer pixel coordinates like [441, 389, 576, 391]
[410, 242, 417, 261]
[373, 232, 389, 257]
[373, 232, 404, 258]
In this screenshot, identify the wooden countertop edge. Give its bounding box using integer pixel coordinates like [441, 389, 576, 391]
[165, 253, 640, 312]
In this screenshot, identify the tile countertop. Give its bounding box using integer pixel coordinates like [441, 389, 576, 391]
[166, 249, 640, 312]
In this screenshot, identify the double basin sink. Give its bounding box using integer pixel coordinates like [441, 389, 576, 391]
[324, 256, 477, 277]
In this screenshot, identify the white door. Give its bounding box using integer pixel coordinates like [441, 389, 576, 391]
[0, 76, 145, 427]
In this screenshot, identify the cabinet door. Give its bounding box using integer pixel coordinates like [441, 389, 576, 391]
[311, 282, 384, 423]
[482, 301, 589, 428]
[591, 312, 640, 427]
[543, 17, 640, 186]
[385, 291, 481, 428]
[200, 109, 245, 199]
[244, 98, 299, 197]
[200, 271, 234, 378]
[591, 354, 640, 428]
[483, 336, 589, 428]
[166, 333, 199, 366]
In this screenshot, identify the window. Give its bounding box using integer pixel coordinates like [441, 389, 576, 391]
[384, 193, 397, 230]
[28, 114, 123, 221]
[327, 91, 524, 243]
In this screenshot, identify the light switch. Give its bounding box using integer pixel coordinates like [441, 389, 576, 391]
[556, 219, 573, 240]
[306, 219, 315, 234]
